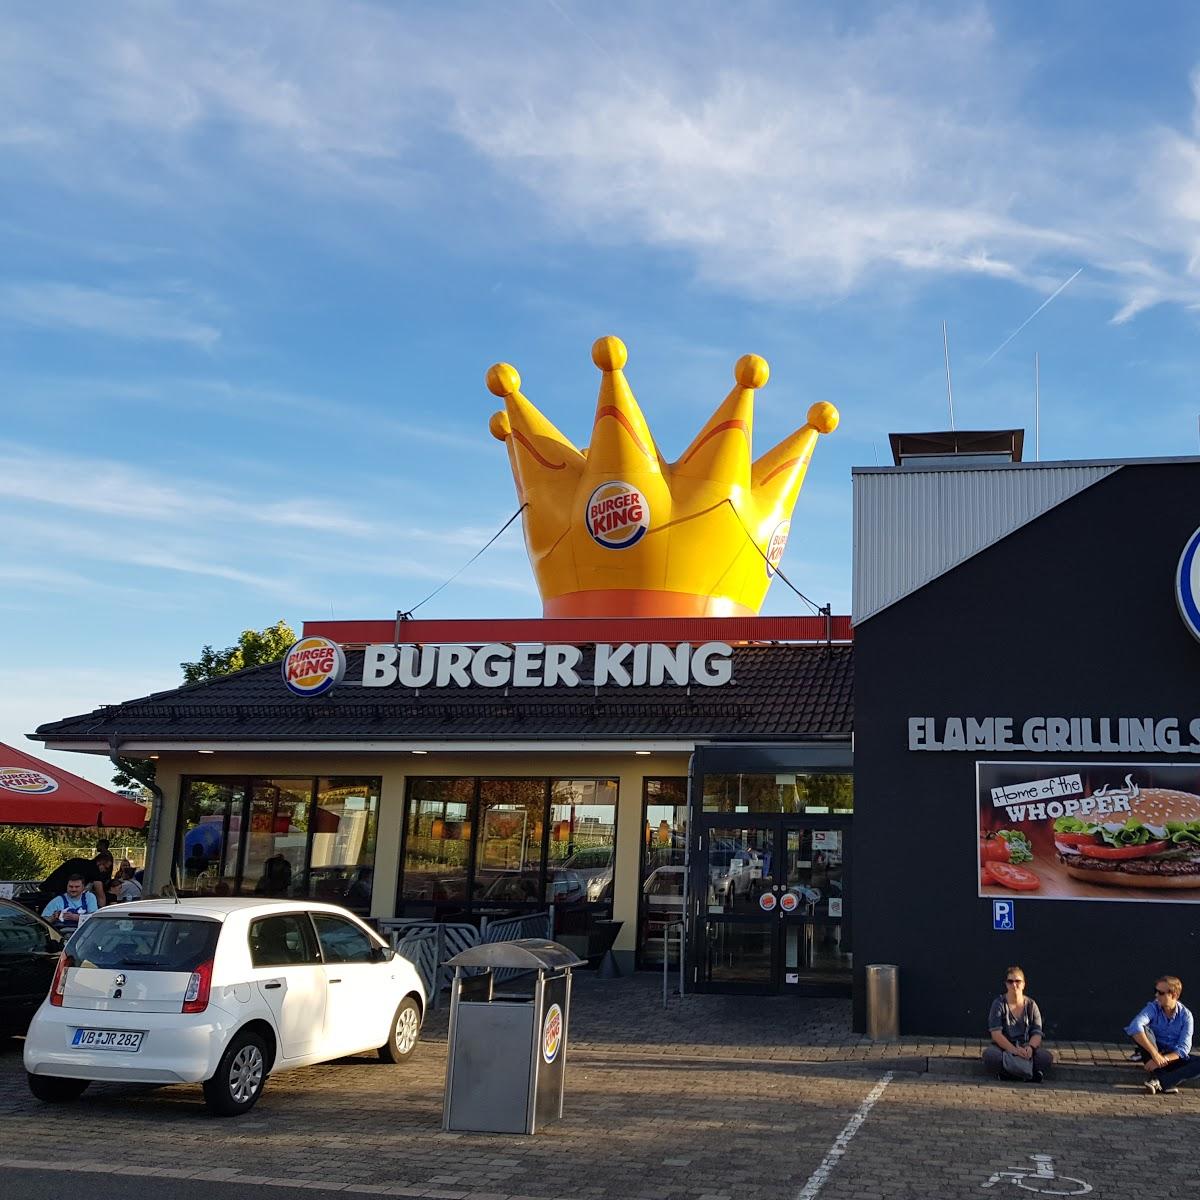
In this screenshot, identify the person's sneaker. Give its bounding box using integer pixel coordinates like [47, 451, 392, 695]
[1161, 1084, 1180, 1094]
[1145, 1078, 1163, 1095]
[1031, 1070, 1044, 1083]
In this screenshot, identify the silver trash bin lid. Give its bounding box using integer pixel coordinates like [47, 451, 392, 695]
[444, 938, 584, 971]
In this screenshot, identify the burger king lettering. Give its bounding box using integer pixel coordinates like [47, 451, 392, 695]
[360, 642, 733, 689]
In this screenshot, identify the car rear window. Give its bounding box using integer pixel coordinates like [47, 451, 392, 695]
[69, 916, 220, 972]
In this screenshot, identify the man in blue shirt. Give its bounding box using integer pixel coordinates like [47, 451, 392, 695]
[1126, 975, 1200, 1095]
[41, 874, 99, 932]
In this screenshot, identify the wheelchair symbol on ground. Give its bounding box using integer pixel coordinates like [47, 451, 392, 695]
[982, 1154, 1091, 1195]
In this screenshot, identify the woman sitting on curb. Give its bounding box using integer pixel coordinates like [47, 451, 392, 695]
[983, 966, 1054, 1082]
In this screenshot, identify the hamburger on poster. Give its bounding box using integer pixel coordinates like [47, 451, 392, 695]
[1055, 787, 1200, 890]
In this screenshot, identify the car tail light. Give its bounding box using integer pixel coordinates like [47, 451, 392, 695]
[49, 952, 71, 1007]
[182, 960, 214, 1014]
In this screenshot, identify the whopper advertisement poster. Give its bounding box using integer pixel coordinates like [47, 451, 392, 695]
[977, 761, 1200, 903]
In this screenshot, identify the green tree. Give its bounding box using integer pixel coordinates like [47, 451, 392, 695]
[111, 620, 297, 788]
[181, 619, 297, 684]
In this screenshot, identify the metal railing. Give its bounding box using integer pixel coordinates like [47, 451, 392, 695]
[383, 910, 554, 1009]
[661, 922, 685, 1009]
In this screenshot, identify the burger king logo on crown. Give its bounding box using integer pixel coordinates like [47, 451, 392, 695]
[0, 767, 59, 795]
[282, 637, 346, 698]
[765, 520, 790, 578]
[585, 481, 649, 549]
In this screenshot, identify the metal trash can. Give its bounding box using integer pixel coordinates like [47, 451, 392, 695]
[865, 963, 900, 1039]
[443, 938, 584, 1134]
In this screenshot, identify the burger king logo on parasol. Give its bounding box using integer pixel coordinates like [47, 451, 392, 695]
[585, 481, 649, 550]
[282, 637, 346, 698]
[765, 520, 790, 578]
[0, 767, 59, 795]
[542, 1002, 563, 1063]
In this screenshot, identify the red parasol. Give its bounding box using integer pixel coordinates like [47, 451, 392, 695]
[0, 741, 147, 828]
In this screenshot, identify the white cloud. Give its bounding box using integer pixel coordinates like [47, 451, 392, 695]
[0, 282, 220, 347]
[0, 444, 372, 535]
[4, 3, 1200, 321]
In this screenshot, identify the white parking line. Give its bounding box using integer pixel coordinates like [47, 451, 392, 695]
[794, 1071, 894, 1200]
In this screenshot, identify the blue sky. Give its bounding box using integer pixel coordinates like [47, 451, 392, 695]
[5, 1, 1200, 785]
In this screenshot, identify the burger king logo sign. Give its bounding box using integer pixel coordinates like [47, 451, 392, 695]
[765, 520, 790, 578]
[541, 1002, 563, 1064]
[585, 481, 649, 549]
[282, 637, 346, 698]
[0, 767, 59, 795]
[1177, 526, 1200, 644]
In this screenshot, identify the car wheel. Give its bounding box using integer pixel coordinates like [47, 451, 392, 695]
[378, 996, 421, 1064]
[203, 1030, 268, 1116]
[27, 1073, 90, 1103]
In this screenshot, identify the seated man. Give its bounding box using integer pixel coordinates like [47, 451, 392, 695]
[1127, 974, 1200, 1095]
[42, 874, 99, 931]
[41, 853, 110, 911]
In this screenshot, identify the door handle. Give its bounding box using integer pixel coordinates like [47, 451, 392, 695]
[329, 978, 342, 984]
[264, 981, 282, 990]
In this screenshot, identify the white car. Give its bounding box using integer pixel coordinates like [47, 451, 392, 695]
[23, 898, 426, 1116]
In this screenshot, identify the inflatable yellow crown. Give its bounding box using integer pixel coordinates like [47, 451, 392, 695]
[488, 335, 839, 618]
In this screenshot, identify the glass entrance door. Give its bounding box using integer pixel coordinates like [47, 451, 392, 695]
[696, 817, 851, 994]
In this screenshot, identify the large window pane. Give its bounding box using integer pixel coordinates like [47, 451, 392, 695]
[403, 779, 474, 903]
[308, 778, 380, 910]
[546, 779, 617, 907]
[703, 773, 853, 814]
[474, 780, 545, 903]
[243, 779, 313, 897]
[180, 780, 243, 895]
[640, 778, 687, 966]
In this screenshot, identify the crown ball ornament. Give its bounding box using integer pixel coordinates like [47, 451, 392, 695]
[488, 335, 839, 618]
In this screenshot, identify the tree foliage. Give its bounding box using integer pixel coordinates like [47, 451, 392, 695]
[181, 619, 297, 685]
[111, 620, 297, 788]
[0, 827, 61, 879]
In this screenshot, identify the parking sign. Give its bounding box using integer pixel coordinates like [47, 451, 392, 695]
[992, 899, 1015, 931]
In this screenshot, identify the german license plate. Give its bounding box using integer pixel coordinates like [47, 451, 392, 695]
[72, 1028, 143, 1052]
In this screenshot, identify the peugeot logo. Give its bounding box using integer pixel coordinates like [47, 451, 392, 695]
[114, 973, 126, 987]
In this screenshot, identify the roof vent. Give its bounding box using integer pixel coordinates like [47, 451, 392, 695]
[888, 429, 1024, 468]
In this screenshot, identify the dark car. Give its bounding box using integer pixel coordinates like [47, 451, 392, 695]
[0, 899, 63, 1036]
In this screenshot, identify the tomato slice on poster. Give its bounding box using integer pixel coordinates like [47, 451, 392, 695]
[1054, 833, 1096, 848]
[983, 862, 1041, 891]
[1079, 840, 1170, 860]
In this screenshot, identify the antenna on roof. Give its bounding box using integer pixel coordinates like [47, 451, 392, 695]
[1035, 351, 1041, 462]
[942, 321, 956, 430]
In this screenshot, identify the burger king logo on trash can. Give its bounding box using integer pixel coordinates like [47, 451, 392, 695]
[542, 1002, 563, 1064]
[585, 481, 650, 549]
[0, 767, 58, 795]
[282, 637, 346, 698]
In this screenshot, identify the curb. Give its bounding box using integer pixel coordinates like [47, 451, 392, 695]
[925, 1056, 1137, 1086]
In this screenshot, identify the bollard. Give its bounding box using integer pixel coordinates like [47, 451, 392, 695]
[865, 963, 899, 1039]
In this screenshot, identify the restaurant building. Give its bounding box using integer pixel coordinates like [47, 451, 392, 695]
[33, 615, 853, 992]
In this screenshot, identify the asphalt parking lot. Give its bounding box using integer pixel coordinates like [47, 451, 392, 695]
[2, 1019, 1196, 1200]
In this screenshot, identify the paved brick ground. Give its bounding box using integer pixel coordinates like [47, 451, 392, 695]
[2, 975, 1189, 1200]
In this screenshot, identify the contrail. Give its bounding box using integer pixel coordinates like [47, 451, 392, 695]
[984, 267, 1083, 363]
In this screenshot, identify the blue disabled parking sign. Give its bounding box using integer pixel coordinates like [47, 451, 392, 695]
[993, 899, 1015, 931]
